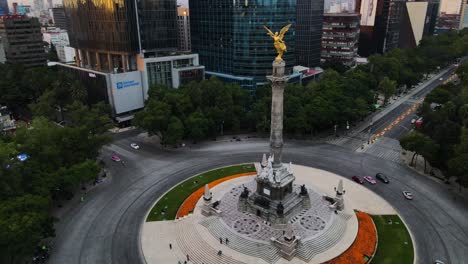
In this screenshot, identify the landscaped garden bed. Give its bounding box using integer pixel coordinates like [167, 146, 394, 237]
[146, 164, 256, 221]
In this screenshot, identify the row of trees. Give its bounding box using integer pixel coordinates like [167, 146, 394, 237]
[135, 30, 468, 145]
[0, 65, 113, 263]
[134, 78, 252, 145]
[400, 63, 468, 187]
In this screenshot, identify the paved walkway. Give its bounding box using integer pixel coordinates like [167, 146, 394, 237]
[141, 164, 395, 264]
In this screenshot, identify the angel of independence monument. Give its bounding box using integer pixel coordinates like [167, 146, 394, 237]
[238, 24, 310, 226]
[199, 24, 353, 262]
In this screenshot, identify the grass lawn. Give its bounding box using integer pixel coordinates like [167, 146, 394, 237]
[371, 215, 414, 264]
[146, 164, 256, 222]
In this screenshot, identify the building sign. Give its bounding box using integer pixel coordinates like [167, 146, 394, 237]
[263, 188, 271, 196]
[116, 80, 140, 89]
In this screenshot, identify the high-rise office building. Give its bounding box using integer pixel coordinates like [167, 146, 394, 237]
[357, 0, 377, 56]
[358, 0, 406, 55]
[190, 0, 296, 91]
[459, 0, 467, 28]
[321, 13, 360, 67]
[435, 0, 464, 33]
[0, 15, 47, 67]
[50, 7, 67, 29]
[296, 0, 324, 68]
[177, 7, 191, 52]
[59, 0, 203, 122]
[324, 0, 356, 13]
[398, 1, 428, 49]
[420, 0, 440, 36]
[0, 0, 8, 15]
[63, 0, 178, 72]
[374, 0, 406, 53]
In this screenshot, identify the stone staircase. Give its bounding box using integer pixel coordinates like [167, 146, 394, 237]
[201, 217, 281, 263]
[176, 217, 245, 264]
[296, 212, 352, 262]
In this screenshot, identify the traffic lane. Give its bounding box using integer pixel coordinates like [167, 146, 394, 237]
[413, 67, 456, 98]
[49, 137, 468, 264]
[383, 111, 415, 139]
[363, 102, 412, 135]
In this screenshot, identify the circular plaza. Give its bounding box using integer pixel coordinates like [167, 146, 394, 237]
[141, 163, 398, 264]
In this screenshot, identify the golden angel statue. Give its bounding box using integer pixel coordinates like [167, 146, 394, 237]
[263, 24, 292, 62]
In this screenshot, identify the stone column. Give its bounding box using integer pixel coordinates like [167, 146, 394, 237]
[267, 60, 287, 168]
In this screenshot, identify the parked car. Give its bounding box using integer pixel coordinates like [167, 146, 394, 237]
[363, 176, 377, 185]
[130, 143, 140, 149]
[402, 191, 413, 200]
[376, 173, 389, 183]
[111, 154, 121, 162]
[352, 175, 364, 184]
[439, 77, 443, 81]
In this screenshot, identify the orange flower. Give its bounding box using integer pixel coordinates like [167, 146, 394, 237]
[325, 211, 377, 264]
[176, 172, 256, 218]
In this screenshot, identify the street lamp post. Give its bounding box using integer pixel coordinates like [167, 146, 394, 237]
[368, 119, 373, 144]
[221, 120, 224, 136]
[334, 124, 338, 137]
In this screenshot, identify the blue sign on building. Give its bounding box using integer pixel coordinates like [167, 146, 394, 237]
[116, 80, 140, 89]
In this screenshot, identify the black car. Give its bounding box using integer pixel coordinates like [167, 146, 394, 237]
[376, 173, 389, 183]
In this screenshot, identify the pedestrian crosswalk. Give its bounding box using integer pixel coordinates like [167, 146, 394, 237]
[327, 134, 403, 163]
[326, 132, 368, 151]
[361, 137, 403, 163]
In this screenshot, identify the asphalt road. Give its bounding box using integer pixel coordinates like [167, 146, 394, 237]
[363, 65, 459, 140]
[47, 64, 467, 264]
[48, 134, 468, 264]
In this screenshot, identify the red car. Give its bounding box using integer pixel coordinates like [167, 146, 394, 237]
[111, 154, 121, 162]
[352, 175, 364, 184]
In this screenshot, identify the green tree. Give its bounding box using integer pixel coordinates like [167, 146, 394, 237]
[166, 116, 184, 146]
[0, 195, 55, 264]
[185, 111, 210, 143]
[400, 132, 430, 166]
[378, 77, 397, 105]
[134, 100, 172, 145]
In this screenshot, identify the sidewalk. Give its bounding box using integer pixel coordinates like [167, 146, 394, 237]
[401, 150, 468, 198]
[348, 67, 452, 139]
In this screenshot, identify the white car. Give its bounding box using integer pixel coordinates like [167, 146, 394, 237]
[439, 77, 443, 81]
[130, 143, 140, 149]
[402, 191, 413, 200]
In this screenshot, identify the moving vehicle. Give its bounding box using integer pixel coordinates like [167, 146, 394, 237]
[352, 175, 364, 184]
[402, 191, 413, 200]
[439, 77, 443, 81]
[376, 173, 389, 183]
[363, 176, 377, 185]
[130, 143, 140, 149]
[111, 154, 121, 162]
[434, 260, 446, 264]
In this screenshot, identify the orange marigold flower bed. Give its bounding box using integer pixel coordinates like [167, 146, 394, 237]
[176, 172, 256, 218]
[325, 211, 377, 264]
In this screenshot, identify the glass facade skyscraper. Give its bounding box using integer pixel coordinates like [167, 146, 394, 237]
[190, 0, 296, 90]
[296, 0, 324, 67]
[63, 0, 178, 71]
[0, 0, 8, 15]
